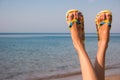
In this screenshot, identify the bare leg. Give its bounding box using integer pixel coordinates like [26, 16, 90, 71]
[67, 10, 98, 80]
[95, 11, 112, 80]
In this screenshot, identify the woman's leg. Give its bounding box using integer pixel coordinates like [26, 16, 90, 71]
[66, 10, 98, 80]
[71, 23, 98, 80]
[94, 10, 112, 80]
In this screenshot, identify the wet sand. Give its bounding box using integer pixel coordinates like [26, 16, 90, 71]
[105, 74, 120, 80]
[26, 72, 120, 80]
[26, 61, 120, 80]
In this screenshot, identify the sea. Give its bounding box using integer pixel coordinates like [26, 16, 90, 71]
[0, 33, 120, 80]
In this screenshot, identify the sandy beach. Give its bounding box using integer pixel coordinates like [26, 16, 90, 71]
[26, 70, 120, 80]
[105, 74, 120, 80]
[26, 73, 120, 80]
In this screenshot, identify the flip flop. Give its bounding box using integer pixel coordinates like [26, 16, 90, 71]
[95, 10, 112, 40]
[66, 9, 84, 28]
[66, 9, 85, 41]
[95, 10, 112, 28]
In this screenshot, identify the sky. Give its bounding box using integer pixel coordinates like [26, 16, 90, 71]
[0, 0, 120, 33]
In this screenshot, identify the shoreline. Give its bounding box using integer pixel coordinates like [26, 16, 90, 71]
[27, 65, 120, 80]
[26, 71, 120, 80]
[26, 73, 120, 80]
[27, 64, 120, 80]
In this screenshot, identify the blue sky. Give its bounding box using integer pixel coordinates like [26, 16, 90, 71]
[0, 0, 120, 33]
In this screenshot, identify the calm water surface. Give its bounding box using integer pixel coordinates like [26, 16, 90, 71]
[0, 33, 120, 80]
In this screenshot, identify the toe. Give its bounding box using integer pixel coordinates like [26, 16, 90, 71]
[67, 13, 74, 24]
[78, 12, 83, 23]
[97, 16, 101, 25]
[73, 11, 78, 19]
[100, 13, 106, 22]
[105, 13, 112, 23]
[68, 13, 74, 21]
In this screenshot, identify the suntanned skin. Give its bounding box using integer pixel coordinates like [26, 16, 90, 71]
[95, 12, 112, 80]
[67, 11, 112, 80]
[67, 11, 98, 80]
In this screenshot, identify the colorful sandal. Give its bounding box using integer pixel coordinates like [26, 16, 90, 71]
[95, 10, 112, 40]
[66, 9, 84, 28]
[66, 9, 85, 41]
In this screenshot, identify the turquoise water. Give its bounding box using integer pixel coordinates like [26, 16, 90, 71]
[0, 33, 120, 80]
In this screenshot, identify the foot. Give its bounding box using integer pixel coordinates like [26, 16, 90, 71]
[66, 9, 85, 50]
[95, 10, 112, 44]
[95, 10, 112, 80]
[67, 10, 99, 80]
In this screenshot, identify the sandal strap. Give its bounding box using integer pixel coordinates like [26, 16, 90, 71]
[69, 19, 81, 28]
[98, 20, 111, 28]
[95, 10, 112, 26]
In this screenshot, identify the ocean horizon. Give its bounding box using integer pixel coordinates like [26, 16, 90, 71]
[0, 33, 120, 80]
